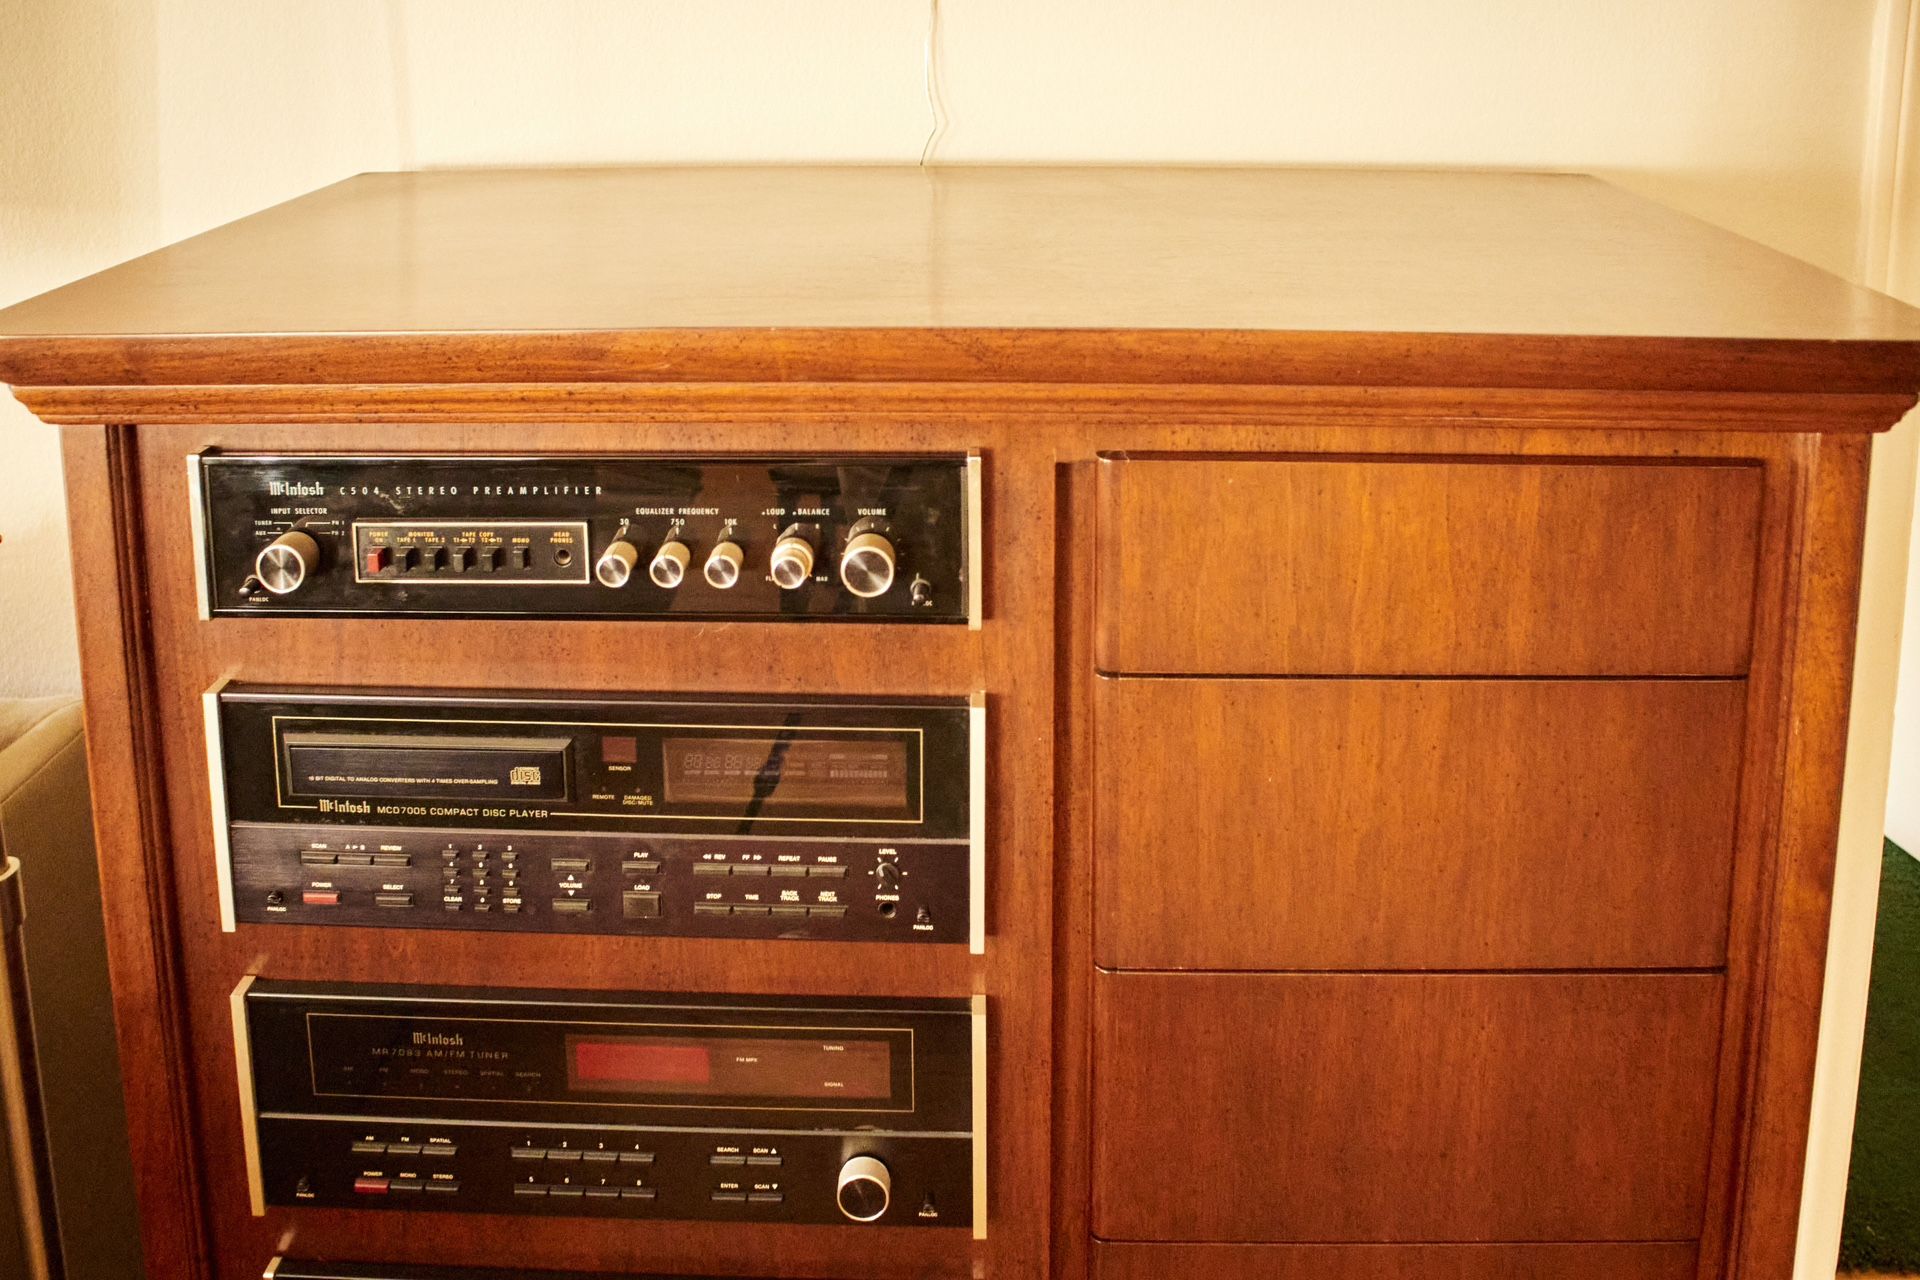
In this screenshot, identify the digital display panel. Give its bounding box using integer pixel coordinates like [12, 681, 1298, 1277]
[565, 1034, 894, 1099]
[661, 736, 911, 814]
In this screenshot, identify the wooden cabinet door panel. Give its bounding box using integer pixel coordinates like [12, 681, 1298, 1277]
[1091, 971, 1722, 1243]
[1095, 456, 1763, 676]
[1091, 1242, 1699, 1280]
[1095, 677, 1745, 969]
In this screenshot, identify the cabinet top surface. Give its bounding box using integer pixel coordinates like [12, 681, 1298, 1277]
[4, 165, 1920, 396]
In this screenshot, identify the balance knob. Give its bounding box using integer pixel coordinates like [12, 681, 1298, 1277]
[836, 1155, 891, 1223]
[648, 539, 691, 589]
[704, 540, 744, 590]
[840, 531, 896, 598]
[254, 530, 320, 596]
[770, 528, 816, 590]
[595, 538, 640, 588]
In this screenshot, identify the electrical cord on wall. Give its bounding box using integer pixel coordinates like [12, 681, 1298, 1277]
[920, 0, 948, 166]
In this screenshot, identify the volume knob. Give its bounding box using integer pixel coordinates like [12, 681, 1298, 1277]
[839, 531, 896, 599]
[254, 529, 320, 596]
[836, 1155, 891, 1223]
[648, 539, 691, 589]
[769, 528, 816, 591]
[595, 538, 640, 588]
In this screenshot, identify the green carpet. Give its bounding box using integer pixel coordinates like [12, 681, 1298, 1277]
[1840, 839, 1920, 1271]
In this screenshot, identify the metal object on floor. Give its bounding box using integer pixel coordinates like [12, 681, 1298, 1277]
[0, 855, 63, 1280]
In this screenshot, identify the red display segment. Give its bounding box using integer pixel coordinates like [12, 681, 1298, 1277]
[571, 1040, 710, 1086]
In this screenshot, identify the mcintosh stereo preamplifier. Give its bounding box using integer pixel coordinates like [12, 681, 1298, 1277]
[207, 684, 985, 951]
[190, 453, 981, 624]
[233, 980, 985, 1236]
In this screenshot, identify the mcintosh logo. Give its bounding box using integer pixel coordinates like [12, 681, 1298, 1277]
[413, 1031, 465, 1047]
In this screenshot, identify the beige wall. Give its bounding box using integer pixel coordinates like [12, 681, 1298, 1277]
[1, 3, 1915, 1269]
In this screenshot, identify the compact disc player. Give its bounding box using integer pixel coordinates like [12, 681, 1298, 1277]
[208, 684, 985, 950]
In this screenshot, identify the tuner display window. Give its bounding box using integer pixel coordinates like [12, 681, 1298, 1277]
[661, 735, 912, 816]
[565, 1034, 893, 1100]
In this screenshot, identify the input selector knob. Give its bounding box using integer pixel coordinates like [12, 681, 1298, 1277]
[840, 531, 896, 598]
[254, 529, 320, 596]
[648, 539, 690, 589]
[769, 527, 816, 590]
[836, 1155, 891, 1222]
[704, 540, 744, 589]
[595, 537, 640, 588]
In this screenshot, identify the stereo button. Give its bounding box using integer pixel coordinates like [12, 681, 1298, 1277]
[425, 1181, 460, 1195]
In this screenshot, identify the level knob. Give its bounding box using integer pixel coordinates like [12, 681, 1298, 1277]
[595, 537, 640, 588]
[836, 1155, 891, 1223]
[648, 539, 691, 589]
[839, 531, 896, 598]
[253, 529, 320, 596]
[769, 527, 816, 590]
[704, 540, 744, 589]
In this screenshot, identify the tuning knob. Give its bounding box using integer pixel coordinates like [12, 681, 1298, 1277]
[840, 531, 896, 598]
[704, 540, 744, 589]
[769, 527, 816, 590]
[836, 1155, 891, 1223]
[254, 529, 320, 596]
[595, 537, 640, 588]
[648, 539, 691, 589]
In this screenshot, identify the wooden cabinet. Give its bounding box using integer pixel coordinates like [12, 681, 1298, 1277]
[0, 166, 1913, 1280]
[1091, 971, 1723, 1242]
[1095, 456, 1766, 676]
[1094, 676, 1746, 969]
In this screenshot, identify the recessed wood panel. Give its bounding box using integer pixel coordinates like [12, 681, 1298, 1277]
[1094, 677, 1745, 970]
[1091, 971, 1722, 1243]
[1091, 1241, 1698, 1280]
[1095, 456, 1763, 675]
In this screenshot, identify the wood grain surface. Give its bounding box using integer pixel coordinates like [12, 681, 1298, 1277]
[1090, 970, 1725, 1244]
[1090, 1241, 1700, 1280]
[1095, 454, 1764, 676]
[3, 167, 1920, 393]
[1093, 676, 1747, 970]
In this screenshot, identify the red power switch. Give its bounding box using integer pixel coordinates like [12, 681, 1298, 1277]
[302, 890, 342, 906]
[364, 545, 391, 575]
[353, 1177, 390, 1196]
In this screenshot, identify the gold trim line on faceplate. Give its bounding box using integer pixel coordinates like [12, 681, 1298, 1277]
[205, 679, 237, 933]
[187, 455, 212, 620]
[231, 975, 265, 1215]
[968, 691, 987, 956]
[971, 992, 988, 1241]
[965, 451, 984, 631]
